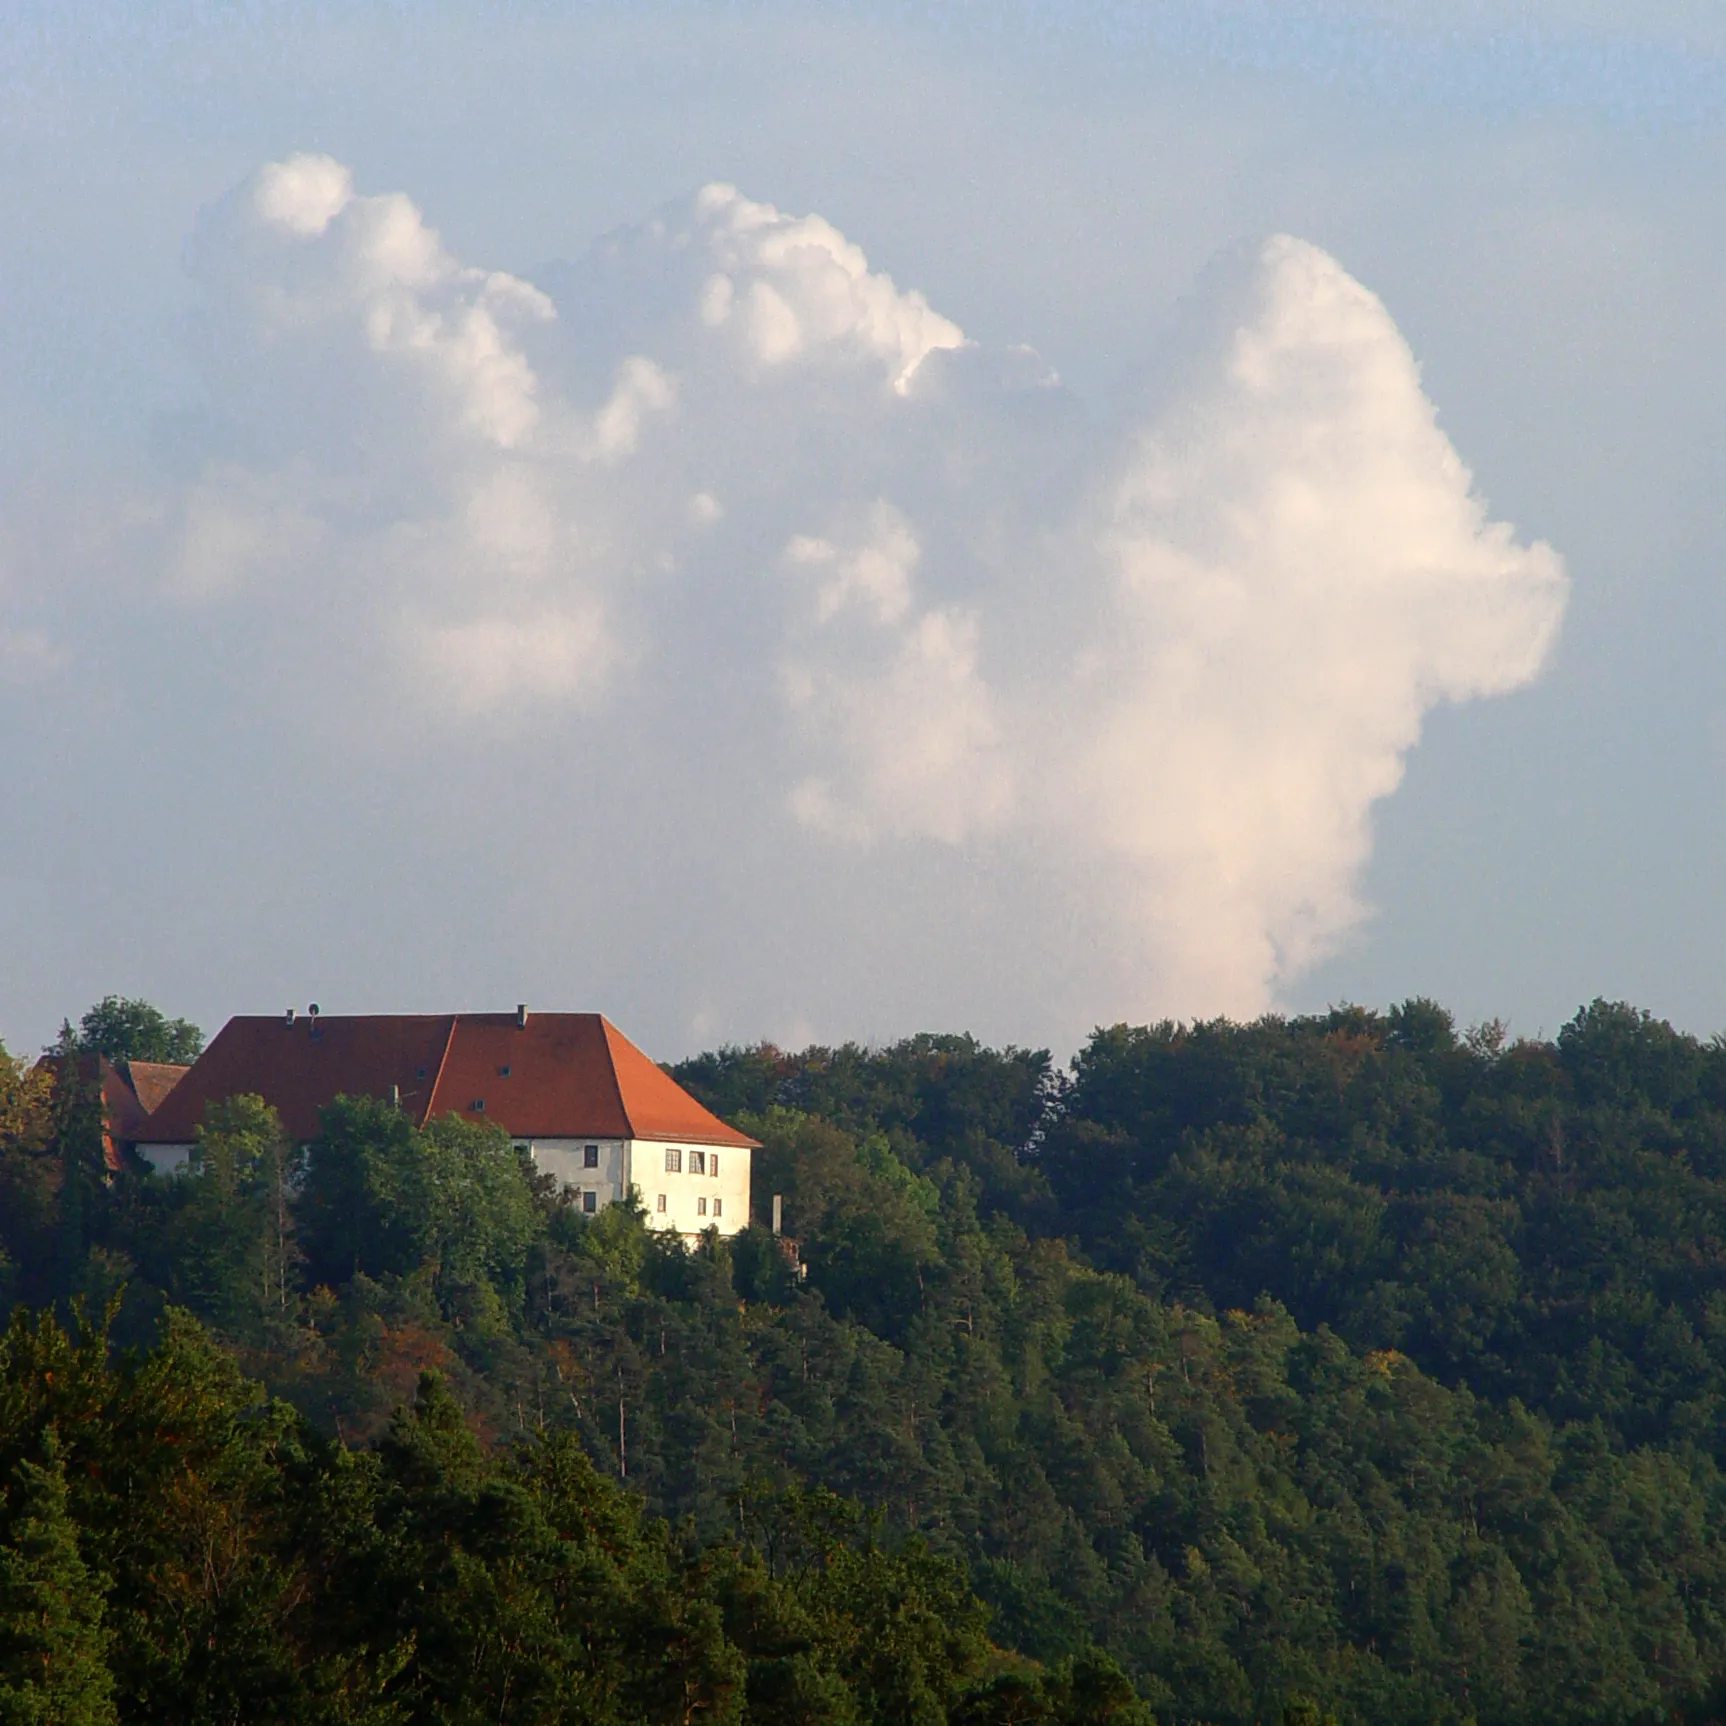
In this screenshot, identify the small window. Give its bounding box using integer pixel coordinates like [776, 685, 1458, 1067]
[498, 1064, 511, 1078]
[712, 1198, 722, 1218]
[656, 1193, 667, 1213]
[697, 1196, 708, 1217]
[472, 1099, 485, 1112]
[665, 1148, 682, 1172]
[710, 1154, 720, 1178]
[417, 1066, 427, 1079]
[582, 1190, 597, 1214]
[691, 1150, 706, 1175]
[583, 1144, 599, 1168]
[513, 1142, 529, 1154]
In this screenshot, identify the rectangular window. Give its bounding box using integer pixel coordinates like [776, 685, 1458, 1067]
[691, 1150, 706, 1175]
[583, 1143, 599, 1168]
[471, 1099, 485, 1112]
[712, 1198, 722, 1218]
[710, 1154, 720, 1178]
[665, 1148, 682, 1172]
[656, 1193, 667, 1213]
[697, 1197, 708, 1217]
[582, 1190, 597, 1214]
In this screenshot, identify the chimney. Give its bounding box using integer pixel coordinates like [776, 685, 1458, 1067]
[285, 1007, 296, 1025]
[772, 1194, 783, 1236]
[516, 1003, 529, 1028]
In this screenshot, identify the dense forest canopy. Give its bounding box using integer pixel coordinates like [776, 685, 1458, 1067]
[5, 995, 1726, 1724]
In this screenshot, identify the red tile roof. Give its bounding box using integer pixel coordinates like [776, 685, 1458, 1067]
[36, 1053, 190, 1171]
[130, 1013, 758, 1150]
[126, 1061, 190, 1115]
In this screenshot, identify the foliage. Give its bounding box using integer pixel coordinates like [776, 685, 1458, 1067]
[15, 994, 1726, 1720]
[0, 1306, 1121, 1726]
[0, 1428, 115, 1725]
[67, 999, 202, 1067]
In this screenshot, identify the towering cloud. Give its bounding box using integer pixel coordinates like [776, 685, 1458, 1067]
[15, 157, 1567, 1041]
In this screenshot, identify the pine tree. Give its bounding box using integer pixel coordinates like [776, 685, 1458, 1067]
[0, 1430, 116, 1726]
[44, 1043, 103, 1307]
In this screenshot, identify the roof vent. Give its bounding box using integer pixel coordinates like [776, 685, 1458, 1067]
[308, 1003, 320, 1020]
[516, 1003, 528, 1028]
[285, 1007, 296, 1026]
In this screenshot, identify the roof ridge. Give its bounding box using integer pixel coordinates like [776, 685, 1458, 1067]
[422, 1014, 461, 1126]
[597, 1017, 636, 1138]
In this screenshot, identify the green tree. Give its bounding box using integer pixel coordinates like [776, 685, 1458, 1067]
[0, 1048, 57, 1316]
[298, 1098, 540, 1331]
[70, 999, 202, 1067]
[44, 1041, 104, 1306]
[154, 1096, 300, 1340]
[0, 1430, 115, 1726]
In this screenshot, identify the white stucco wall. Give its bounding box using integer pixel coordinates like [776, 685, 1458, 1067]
[517, 1137, 629, 1214]
[636, 1138, 750, 1237]
[140, 1131, 752, 1237]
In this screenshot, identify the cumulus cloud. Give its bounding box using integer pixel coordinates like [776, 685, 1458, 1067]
[1055, 235, 1567, 1009]
[781, 503, 1013, 846]
[55, 157, 1566, 1036]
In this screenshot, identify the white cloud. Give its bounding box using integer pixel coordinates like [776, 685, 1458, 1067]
[1046, 234, 1567, 1009]
[253, 153, 354, 238]
[76, 161, 1565, 1033]
[685, 184, 965, 390]
[781, 503, 1013, 845]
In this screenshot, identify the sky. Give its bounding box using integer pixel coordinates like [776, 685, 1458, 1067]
[1, 0, 1723, 1060]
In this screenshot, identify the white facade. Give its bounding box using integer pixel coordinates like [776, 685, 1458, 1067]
[517, 1136, 630, 1205]
[517, 1136, 750, 1237]
[140, 1132, 753, 1238]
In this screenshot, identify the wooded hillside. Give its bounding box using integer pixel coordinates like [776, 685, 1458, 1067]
[5, 996, 1726, 1725]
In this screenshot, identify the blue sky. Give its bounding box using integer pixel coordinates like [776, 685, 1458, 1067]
[1, 1, 1722, 1056]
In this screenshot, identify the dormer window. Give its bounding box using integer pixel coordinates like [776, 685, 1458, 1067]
[498, 1065, 511, 1078]
[472, 1099, 485, 1112]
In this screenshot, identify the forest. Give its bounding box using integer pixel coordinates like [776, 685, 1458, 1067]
[6, 995, 1726, 1724]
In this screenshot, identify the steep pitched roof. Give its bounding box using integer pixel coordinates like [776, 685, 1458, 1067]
[131, 1012, 758, 1150]
[600, 1018, 758, 1146]
[35, 1053, 191, 1171]
[126, 1061, 190, 1115]
[133, 1015, 456, 1144]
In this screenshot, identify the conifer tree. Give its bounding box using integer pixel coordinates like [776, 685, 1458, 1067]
[44, 1047, 103, 1309]
[0, 1430, 115, 1726]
